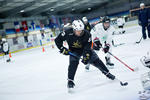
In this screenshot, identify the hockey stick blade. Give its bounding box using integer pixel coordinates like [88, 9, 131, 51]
[120, 81, 128, 86]
[133, 67, 139, 71]
[114, 43, 125, 47]
[136, 41, 140, 44]
[135, 37, 142, 44]
[116, 78, 128, 86]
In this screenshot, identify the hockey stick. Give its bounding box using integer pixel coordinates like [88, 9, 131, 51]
[68, 52, 82, 59]
[70, 51, 135, 72]
[116, 78, 128, 86]
[107, 51, 138, 72]
[135, 37, 142, 44]
[112, 40, 125, 47]
[113, 43, 125, 47]
[68, 52, 128, 86]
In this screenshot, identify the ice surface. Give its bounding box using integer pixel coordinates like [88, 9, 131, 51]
[0, 25, 150, 100]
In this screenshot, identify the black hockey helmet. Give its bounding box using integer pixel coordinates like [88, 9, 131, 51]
[102, 16, 110, 23]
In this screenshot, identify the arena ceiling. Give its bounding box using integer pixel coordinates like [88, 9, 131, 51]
[0, 0, 149, 18]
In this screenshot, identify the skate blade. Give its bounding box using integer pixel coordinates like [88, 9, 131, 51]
[85, 69, 90, 72]
[68, 88, 74, 93]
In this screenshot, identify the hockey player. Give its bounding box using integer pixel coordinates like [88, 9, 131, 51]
[40, 30, 45, 39]
[0, 38, 11, 62]
[140, 51, 150, 68]
[55, 20, 116, 89]
[138, 3, 150, 40]
[91, 16, 115, 67]
[139, 71, 150, 100]
[117, 16, 125, 34]
[82, 17, 92, 70]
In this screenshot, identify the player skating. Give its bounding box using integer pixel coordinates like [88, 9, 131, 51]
[117, 16, 126, 34]
[91, 16, 115, 68]
[0, 38, 11, 62]
[55, 19, 127, 92]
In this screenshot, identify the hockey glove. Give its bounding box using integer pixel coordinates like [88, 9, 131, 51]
[60, 47, 70, 55]
[82, 53, 90, 65]
[93, 37, 102, 51]
[103, 43, 110, 53]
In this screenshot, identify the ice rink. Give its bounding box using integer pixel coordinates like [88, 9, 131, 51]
[0, 25, 150, 100]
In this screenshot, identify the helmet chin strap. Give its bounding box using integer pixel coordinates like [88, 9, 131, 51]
[80, 31, 84, 36]
[103, 23, 110, 31]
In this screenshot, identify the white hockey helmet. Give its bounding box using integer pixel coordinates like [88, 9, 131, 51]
[2, 38, 6, 42]
[72, 20, 84, 31]
[82, 17, 88, 22]
[64, 23, 71, 28]
[140, 3, 145, 7]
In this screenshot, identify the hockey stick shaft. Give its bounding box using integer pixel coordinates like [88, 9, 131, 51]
[108, 52, 134, 72]
[68, 52, 82, 59]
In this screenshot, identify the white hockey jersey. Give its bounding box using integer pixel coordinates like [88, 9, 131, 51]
[117, 18, 125, 26]
[91, 23, 115, 45]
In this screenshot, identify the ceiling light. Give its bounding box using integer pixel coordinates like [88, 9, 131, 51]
[50, 8, 54, 11]
[20, 10, 24, 12]
[72, 8, 75, 11]
[88, 8, 91, 10]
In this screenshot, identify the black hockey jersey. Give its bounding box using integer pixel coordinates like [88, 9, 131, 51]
[55, 28, 92, 55]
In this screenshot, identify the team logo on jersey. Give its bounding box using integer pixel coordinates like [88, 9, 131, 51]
[72, 40, 82, 48]
[86, 26, 89, 30]
[102, 35, 107, 42]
